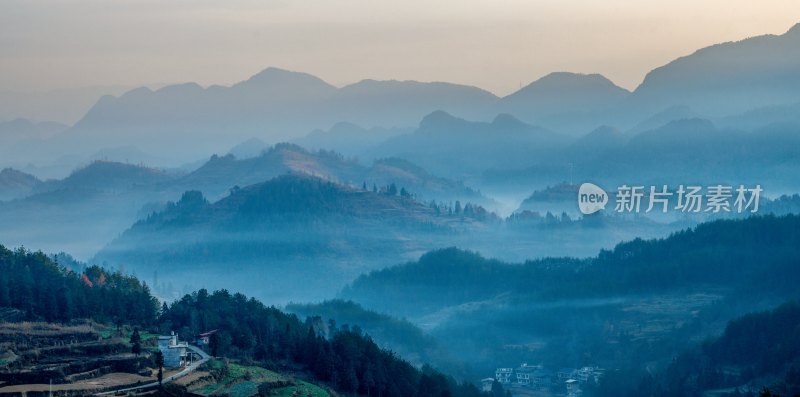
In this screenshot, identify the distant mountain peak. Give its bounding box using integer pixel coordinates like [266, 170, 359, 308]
[0, 167, 39, 181]
[540, 71, 612, 82]
[339, 78, 497, 100]
[72, 159, 164, 176]
[329, 121, 363, 132]
[418, 110, 463, 128]
[248, 66, 309, 79]
[239, 67, 335, 88]
[491, 113, 529, 129]
[155, 82, 204, 96]
[498, 71, 630, 131]
[0, 167, 41, 201]
[512, 72, 629, 96]
[231, 67, 337, 99]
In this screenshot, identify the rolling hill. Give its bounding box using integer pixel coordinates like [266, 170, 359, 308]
[340, 215, 800, 379]
[0, 168, 41, 202]
[94, 173, 491, 303]
[176, 143, 493, 206]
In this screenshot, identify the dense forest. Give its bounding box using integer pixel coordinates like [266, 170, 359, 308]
[160, 289, 485, 397]
[337, 215, 800, 396]
[286, 299, 466, 377]
[343, 214, 800, 315]
[0, 244, 157, 324]
[0, 243, 487, 397]
[597, 301, 800, 397]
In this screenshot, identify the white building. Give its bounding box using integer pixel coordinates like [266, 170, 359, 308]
[576, 366, 604, 384]
[495, 368, 513, 384]
[157, 331, 189, 368]
[515, 364, 540, 386]
[480, 378, 495, 392]
[566, 379, 582, 397]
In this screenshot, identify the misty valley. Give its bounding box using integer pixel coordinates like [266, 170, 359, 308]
[2, 18, 800, 397]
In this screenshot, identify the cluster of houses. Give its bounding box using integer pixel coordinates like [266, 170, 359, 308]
[482, 364, 604, 396]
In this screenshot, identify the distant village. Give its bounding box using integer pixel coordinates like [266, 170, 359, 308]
[482, 364, 604, 397]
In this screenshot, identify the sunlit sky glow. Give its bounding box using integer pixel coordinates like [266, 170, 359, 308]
[1, 0, 799, 95]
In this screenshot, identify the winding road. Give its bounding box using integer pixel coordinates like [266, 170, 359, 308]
[95, 344, 211, 396]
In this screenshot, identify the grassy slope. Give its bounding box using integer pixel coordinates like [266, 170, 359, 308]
[192, 359, 330, 397]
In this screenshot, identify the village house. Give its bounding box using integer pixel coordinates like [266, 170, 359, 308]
[157, 331, 189, 368]
[514, 363, 539, 386]
[576, 366, 604, 383]
[487, 363, 600, 390]
[566, 379, 582, 397]
[480, 378, 495, 392]
[495, 368, 513, 384]
[196, 329, 218, 346]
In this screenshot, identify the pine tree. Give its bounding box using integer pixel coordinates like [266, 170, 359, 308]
[210, 331, 223, 357]
[130, 327, 142, 356]
[154, 350, 164, 388]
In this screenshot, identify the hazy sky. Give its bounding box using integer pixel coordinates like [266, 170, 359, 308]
[1, 0, 799, 96]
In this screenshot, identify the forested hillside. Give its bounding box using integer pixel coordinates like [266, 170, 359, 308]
[95, 173, 494, 302]
[286, 299, 466, 376]
[0, 243, 485, 397]
[160, 289, 485, 397]
[338, 215, 800, 391]
[599, 301, 800, 397]
[343, 215, 800, 316]
[0, 244, 157, 324]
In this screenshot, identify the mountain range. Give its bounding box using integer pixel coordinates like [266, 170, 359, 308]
[481, 117, 800, 196]
[51, 69, 499, 164]
[2, 23, 799, 173]
[366, 111, 568, 178]
[0, 143, 493, 260]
